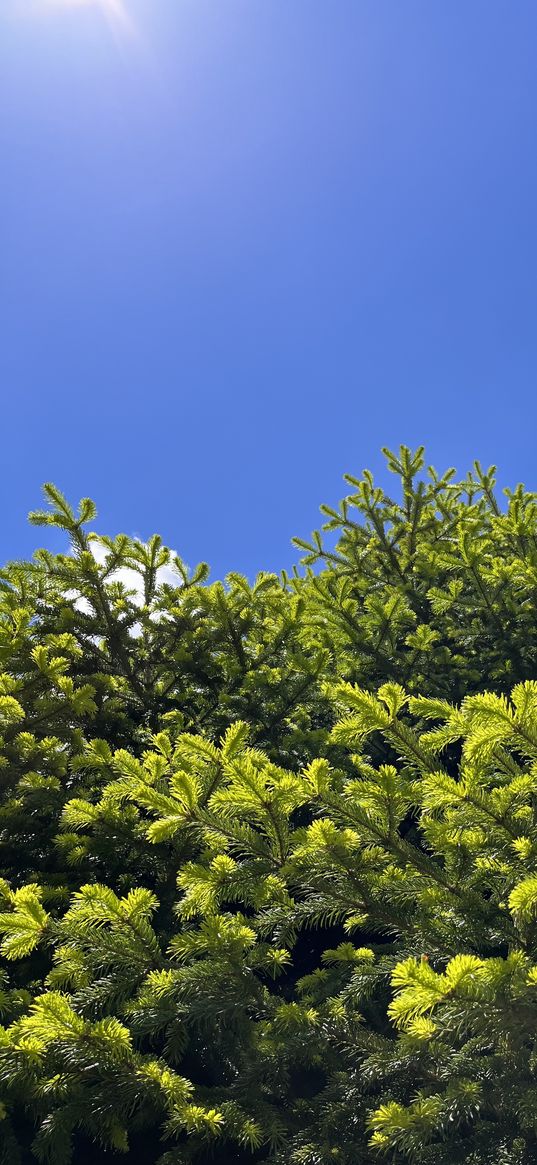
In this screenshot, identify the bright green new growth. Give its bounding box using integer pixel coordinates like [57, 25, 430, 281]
[2, 449, 537, 1163]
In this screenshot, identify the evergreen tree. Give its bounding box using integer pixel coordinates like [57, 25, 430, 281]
[1, 450, 537, 1163]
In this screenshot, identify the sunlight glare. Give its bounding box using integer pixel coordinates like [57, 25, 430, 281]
[44, 0, 137, 42]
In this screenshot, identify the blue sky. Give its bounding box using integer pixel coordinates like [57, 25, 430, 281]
[2, 1, 537, 578]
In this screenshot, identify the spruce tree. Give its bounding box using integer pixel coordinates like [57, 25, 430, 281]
[1, 450, 537, 1163]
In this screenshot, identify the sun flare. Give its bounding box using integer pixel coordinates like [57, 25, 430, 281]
[45, 0, 137, 40]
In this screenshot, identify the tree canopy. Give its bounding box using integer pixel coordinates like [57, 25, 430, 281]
[2, 448, 537, 1164]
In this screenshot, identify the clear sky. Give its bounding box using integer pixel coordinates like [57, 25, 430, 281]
[2, 1, 537, 578]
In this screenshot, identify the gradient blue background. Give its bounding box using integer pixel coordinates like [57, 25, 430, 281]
[2, 1, 536, 577]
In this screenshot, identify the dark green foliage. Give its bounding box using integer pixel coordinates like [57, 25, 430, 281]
[2, 450, 537, 1163]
